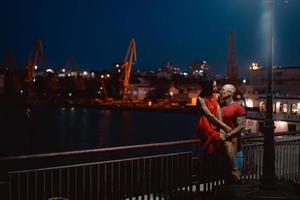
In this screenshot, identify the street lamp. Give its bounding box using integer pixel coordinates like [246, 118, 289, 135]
[261, 0, 277, 187]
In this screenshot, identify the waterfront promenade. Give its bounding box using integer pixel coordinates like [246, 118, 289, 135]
[0, 132, 299, 200]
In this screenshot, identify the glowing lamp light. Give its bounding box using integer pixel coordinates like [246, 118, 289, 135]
[68, 92, 72, 97]
[191, 98, 197, 106]
[83, 71, 88, 76]
[62, 68, 66, 73]
[34, 65, 38, 70]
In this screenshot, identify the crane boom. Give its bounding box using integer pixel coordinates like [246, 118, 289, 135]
[25, 39, 43, 93]
[121, 38, 137, 101]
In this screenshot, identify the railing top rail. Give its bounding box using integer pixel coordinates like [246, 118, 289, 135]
[0, 139, 200, 161]
[242, 130, 300, 140]
[1, 131, 299, 162]
[9, 151, 192, 174]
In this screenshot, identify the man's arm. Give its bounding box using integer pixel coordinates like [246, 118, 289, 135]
[225, 115, 246, 139]
[198, 97, 232, 132]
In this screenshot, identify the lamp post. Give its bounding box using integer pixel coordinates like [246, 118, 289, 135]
[260, 0, 277, 187]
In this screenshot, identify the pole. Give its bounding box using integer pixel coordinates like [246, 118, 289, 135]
[261, 0, 277, 187]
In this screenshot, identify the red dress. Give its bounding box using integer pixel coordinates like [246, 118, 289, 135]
[195, 93, 221, 153]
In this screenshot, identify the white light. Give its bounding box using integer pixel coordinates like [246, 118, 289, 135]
[34, 65, 38, 70]
[106, 74, 110, 78]
[67, 74, 71, 77]
[100, 87, 103, 90]
[91, 72, 95, 77]
[83, 71, 88, 76]
[169, 92, 173, 96]
[118, 69, 121, 73]
[243, 79, 247, 84]
[276, 101, 281, 113]
[245, 98, 254, 108]
[46, 69, 54, 73]
[68, 92, 72, 97]
[183, 72, 188, 76]
[101, 75, 104, 79]
[116, 64, 119, 68]
[33, 78, 36, 82]
[20, 90, 24, 94]
[62, 68, 66, 73]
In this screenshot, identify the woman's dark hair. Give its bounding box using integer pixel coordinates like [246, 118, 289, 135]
[199, 74, 216, 98]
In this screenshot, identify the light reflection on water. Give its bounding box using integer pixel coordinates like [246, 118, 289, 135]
[0, 107, 197, 156]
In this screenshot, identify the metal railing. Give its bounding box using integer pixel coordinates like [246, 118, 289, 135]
[243, 137, 300, 182]
[8, 152, 193, 200]
[1, 134, 300, 200]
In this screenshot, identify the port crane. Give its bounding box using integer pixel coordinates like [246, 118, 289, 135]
[120, 38, 137, 101]
[25, 39, 43, 93]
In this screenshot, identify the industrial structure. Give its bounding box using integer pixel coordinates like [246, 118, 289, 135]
[227, 31, 239, 82]
[120, 38, 137, 101]
[25, 39, 43, 94]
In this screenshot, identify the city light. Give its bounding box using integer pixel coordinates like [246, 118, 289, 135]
[46, 69, 54, 73]
[34, 65, 38, 70]
[249, 62, 261, 70]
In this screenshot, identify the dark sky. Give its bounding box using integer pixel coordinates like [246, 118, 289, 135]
[1, 0, 300, 74]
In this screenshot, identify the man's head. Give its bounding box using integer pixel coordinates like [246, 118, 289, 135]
[221, 84, 236, 100]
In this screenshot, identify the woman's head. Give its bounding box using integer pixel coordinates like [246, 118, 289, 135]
[199, 74, 217, 97]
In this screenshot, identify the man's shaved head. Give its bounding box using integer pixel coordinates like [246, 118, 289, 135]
[221, 84, 236, 100]
[223, 84, 236, 94]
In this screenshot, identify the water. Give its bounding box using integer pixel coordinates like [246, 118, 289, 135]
[0, 107, 198, 157]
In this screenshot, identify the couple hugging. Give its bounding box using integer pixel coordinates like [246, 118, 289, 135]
[195, 74, 246, 184]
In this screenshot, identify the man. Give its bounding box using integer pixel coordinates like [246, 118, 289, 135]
[220, 84, 246, 184]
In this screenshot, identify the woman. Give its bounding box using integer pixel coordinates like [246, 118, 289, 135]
[195, 75, 231, 153]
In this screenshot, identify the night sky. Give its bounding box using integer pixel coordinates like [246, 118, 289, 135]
[1, 0, 300, 74]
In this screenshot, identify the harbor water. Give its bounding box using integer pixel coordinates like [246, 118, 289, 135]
[0, 107, 198, 157]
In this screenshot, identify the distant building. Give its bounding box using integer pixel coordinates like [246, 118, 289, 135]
[159, 61, 181, 75]
[187, 60, 209, 77]
[241, 65, 300, 134]
[127, 84, 155, 101]
[243, 66, 300, 101]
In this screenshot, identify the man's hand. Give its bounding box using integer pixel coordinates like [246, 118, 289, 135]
[220, 130, 226, 141]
